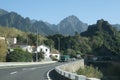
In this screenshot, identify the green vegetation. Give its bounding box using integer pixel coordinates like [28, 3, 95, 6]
[81, 19, 120, 56]
[38, 51, 45, 61]
[47, 34, 91, 57]
[32, 51, 45, 62]
[0, 26, 26, 37]
[48, 19, 120, 57]
[0, 26, 47, 45]
[77, 65, 103, 78]
[6, 48, 32, 62]
[0, 40, 7, 62]
[0, 19, 120, 63]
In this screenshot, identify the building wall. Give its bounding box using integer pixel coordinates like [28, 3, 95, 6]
[0, 37, 5, 40]
[19, 45, 33, 53]
[51, 54, 60, 60]
[37, 45, 50, 58]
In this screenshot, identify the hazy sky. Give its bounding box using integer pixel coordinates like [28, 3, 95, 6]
[0, 0, 120, 24]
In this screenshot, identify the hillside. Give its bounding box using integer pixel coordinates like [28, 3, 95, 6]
[0, 26, 26, 38]
[0, 26, 47, 45]
[81, 19, 120, 55]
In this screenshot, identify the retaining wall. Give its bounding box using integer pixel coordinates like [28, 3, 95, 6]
[55, 59, 100, 80]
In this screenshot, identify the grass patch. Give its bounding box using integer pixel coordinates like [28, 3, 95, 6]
[77, 65, 103, 79]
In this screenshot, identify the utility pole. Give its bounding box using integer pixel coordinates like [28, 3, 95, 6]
[27, 33, 29, 45]
[58, 37, 60, 53]
[36, 29, 38, 62]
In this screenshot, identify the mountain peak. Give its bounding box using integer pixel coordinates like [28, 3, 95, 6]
[66, 15, 79, 19]
[61, 15, 80, 23]
[58, 15, 88, 35]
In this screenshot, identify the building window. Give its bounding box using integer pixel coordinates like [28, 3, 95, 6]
[40, 49, 42, 52]
[46, 49, 48, 51]
[55, 55, 58, 58]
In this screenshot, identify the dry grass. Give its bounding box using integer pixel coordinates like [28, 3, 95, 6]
[77, 65, 103, 78]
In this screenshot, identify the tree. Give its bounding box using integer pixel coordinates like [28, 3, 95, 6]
[38, 51, 45, 61]
[28, 33, 37, 45]
[17, 35, 27, 44]
[0, 40, 7, 62]
[32, 51, 45, 62]
[44, 39, 54, 49]
[65, 49, 76, 58]
[6, 48, 32, 62]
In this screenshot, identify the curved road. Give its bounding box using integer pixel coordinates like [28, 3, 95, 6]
[0, 62, 70, 80]
[0, 63, 59, 80]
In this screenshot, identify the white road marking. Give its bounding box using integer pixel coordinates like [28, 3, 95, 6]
[10, 71, 18, 74]
[22, 66, 48, 71]
[47, 68, 54, 80]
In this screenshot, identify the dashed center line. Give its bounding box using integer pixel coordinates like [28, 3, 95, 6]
[10, 71, 18, 74]
[22, 66, 48, 71]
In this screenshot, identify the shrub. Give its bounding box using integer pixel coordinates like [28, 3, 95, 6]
[0, 40, 7, 62]
[6, 48, 32, 62]
[77, 65, 103, 78]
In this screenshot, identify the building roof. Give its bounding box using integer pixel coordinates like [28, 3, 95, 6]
[51, 49, 59, 54]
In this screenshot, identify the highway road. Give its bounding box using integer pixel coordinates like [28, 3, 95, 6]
[0, 62, 70, 80]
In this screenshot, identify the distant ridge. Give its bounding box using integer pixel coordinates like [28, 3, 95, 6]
[0, 9, 88, 35]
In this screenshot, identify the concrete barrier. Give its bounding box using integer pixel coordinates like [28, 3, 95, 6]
[55, 59, 100, 80]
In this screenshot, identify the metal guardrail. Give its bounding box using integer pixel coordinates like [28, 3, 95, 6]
[55, 60, 100, 80]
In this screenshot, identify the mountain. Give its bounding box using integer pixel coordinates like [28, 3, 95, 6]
[0, 11, 55, 35]
[0, 9, 8, 16]
[0, 9, 88, 35]
[112, 24, 120, 31]
[0, 12, 28, 30]
[57, 15, 88, 35]
[31, 21, 56, 35]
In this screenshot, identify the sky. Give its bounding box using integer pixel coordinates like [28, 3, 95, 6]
[0, 0, 120, 25]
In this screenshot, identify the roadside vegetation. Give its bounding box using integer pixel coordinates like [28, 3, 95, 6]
[6, 48, 32, 62]
[77, 65, 103, 79]
[0, 39, 7, 62]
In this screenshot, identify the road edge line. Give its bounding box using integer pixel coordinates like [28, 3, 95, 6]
[47, 68, 54, 80]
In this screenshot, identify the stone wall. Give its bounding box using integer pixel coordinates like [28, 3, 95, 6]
[60, 59, 84, 73]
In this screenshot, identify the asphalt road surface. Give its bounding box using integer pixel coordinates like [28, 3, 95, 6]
[0, 62, 71, 80]
[0, 63, 60, 80]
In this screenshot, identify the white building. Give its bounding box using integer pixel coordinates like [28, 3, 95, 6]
[19, 45, 33, 53]
[50, 49, 60, 60]
[37, 45, 51, 58]
[7, 37, 17, 45]
[0, 37, 5, 40]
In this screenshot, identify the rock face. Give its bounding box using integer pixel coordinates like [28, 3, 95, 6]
[57, 15, 88, 35]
